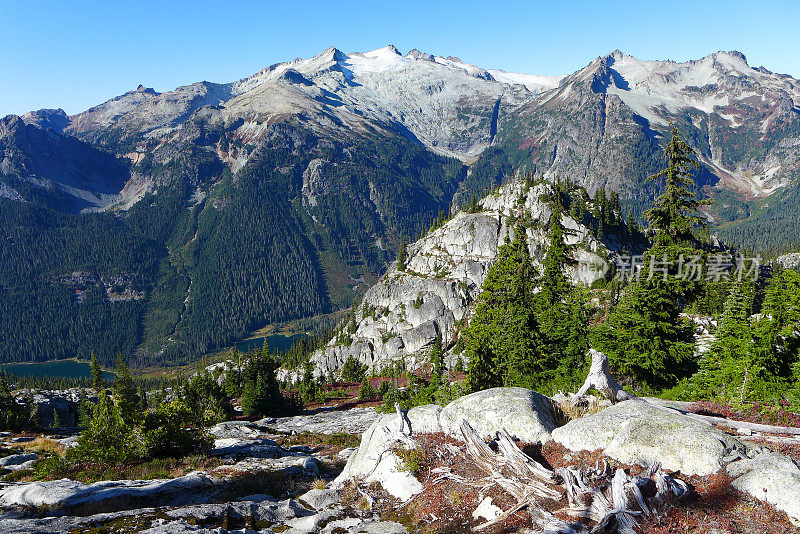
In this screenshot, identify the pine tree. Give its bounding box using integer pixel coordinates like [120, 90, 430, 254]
[71, 389, 137, 464]
[90, 351, 104, 391]
[52, 408, 62, 429]
[241, 353, 283, 416]
[466, 223, 541, 391]
[138, 385, 149, 412]
[113, 353, 140, 426]
[593, 127, 710, 391]
[467, 193, 480, 214]
[593, 280, 695, 390]
[298, 362, 321, 404]
[694, 283, 753, 399]
[646, 125, 710, 247]
[224, 348, 243, 398]
[428, 333, 444, 390]
[1, 374, 32, 432]
[340, 356, 367, 383]
[359, 377, 376, 401]
[397, 237, 408, 270]
[532, 195, 589, 387]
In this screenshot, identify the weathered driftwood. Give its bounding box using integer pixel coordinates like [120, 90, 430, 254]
[460, 420, 561, 501]
[455, 418, 688, 533]
[667, 408, 800, 436]
[395, 402, 413, 436]
[359, 403, 418, 482]
[574, 349, 636, 404]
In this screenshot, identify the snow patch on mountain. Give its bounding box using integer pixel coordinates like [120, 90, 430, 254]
[65, 45, 564, 163]
[597, 50, 800, 126]
[487, 70, 564, 93]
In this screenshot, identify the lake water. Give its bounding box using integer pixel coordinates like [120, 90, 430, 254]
[1, 334, 306, 380]
[1, 360, 115, 380]
[235, 333, 306, 354]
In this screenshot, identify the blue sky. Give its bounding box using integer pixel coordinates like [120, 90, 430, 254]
[2, 0, 799, 117]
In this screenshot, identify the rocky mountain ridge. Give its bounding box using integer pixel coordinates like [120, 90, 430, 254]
[2, 45, 799, 364]
[3, 46, 798, 216]
[310, 179, 621, 376]
[482, 50, 800, 216]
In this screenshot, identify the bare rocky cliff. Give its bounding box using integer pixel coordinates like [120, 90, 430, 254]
[310, 180, 617, 376]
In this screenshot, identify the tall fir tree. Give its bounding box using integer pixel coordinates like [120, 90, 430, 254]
[593, 127, 707, 391]
[428, 333, 444, 390]
[72, 389, 137, 464]
[90, 351, 104, 391]
[397, 237, 408, 270]
[693, 282, 754, 400]
[241, 352, 284, 416]
[466, 223, 541, 391]
[646, 125, 710, 247]
[113, 353, 140, 426]
[535, 194, 588, 386]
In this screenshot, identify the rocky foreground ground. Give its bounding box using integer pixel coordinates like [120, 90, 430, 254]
[1, 390, 800, 533]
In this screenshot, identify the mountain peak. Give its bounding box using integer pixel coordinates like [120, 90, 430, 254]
[406, 49, 434, 62]
[717, 50, 748, 64]
[21, 108, 69, 133]
[314, 45, 347, 62]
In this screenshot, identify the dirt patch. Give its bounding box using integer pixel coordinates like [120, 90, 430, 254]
[639, 470, 798, 533]
[689, 400, 800, 428]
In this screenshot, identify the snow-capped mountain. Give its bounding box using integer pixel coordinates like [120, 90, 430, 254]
[3, 45, 800, 364]
[9, 46, 799, 212]
[485, 49, 800, 209]
[62, 45, 561, 164]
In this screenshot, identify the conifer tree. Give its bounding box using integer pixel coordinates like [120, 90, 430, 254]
[90, 351, 104, 391]
[1, 374, 31, 432]
[693, 283, 754, 399]
[467, 193, 480, 214]
[241, 353, 283, 416]
[593, 127, 707, 390]
[138, 384, 149, 411]
[359, 377, 376, 401]
[298, 362, 321, 404]
[535, 196, 588, 385]
[646, 125, 710, 247]
[72, 389, 137, 463]
[223, 348, 243, 398]
[397, 237, 408, 270]
[466, 223, 540, 391]
[113, 353, 140, 426]
[428, 333, 444, 390]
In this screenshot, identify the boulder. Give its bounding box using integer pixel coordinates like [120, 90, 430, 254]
[207, 421, 261, 439]
[0, 496, 311, 534]
[552, 400, 751, 476]
[333, 410, 428, 501]
[211, 437, 281, 458]
[0, 471, 218, 510]
[727, 451, 800, 522]
[260, 406, 379, 436]
[439, 387, 556, 444]
[405, 404, 443, 434]
[0, 452, 38, 471]
[298, 488, 341, 510]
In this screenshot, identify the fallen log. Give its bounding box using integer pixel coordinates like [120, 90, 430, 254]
[666, 408, 800, 437]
